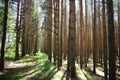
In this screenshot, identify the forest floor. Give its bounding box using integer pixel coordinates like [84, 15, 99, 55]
[0, 50, 119, 80]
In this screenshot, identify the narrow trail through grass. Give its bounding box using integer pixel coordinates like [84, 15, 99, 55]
[0, 51, 105, 80]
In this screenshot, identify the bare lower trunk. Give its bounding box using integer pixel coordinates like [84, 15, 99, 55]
[0, 0, 9, 71]
[107, 0, 116, 79]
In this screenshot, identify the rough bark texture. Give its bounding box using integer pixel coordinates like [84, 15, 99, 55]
[107, 0, 116, 80]
[63, 0, 67, 60]
[15, 0, 20, 61]
[53, 0, 57, 65]
[67, 0, 76, 79]
[102, 0, 108, 79]
[93, 0, 97, 73]
[54, 0, 60, 69]
[79, 0, 83, 69]
[59, 0, 63, 67]
[0, 0, 9, 71]
[47, 0, 52, 62]
[118, 2, 120, 69]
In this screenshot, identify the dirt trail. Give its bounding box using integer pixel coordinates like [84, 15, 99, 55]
[4, 60, 36, 69]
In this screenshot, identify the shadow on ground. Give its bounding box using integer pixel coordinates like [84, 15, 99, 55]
[0, 52, 106, 80]
[0, 53, 58, 80]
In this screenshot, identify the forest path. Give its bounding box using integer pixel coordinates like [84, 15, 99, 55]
[5, 59, 36, 69]
[0, 53, 105, 80]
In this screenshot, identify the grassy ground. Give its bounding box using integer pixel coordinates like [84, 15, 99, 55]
[0, 50, 118, 80]
[0, 50, 58, 80]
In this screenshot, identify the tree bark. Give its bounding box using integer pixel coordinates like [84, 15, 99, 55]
[79, 0, 83, 69]
[53, 0, 57, 65]
[102, 0, 108, 79]
[107, 0, 116, 80]
[59, 0, 63, 67]
[47, 0, 52, 62]
[67, 0, 76, 79]
[93, 0, 97, 73]
[118, 2, 120, 69]
[15, 0, 20, 61]
[0, 0, 9, 71]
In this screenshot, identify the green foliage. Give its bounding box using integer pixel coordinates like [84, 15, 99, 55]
[6, 4, 16, 50]
[5, 49, 15, 60]
[7, 4, 16, 29]
[0, 3, 16, 49]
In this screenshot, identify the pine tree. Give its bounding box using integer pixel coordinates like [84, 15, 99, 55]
[67, 0, 76, 79]
[118, 2, 120, 69]
[107, 0, 116, 79]
[0, 0, 9, 71]
[15, 0, 20, 60]
[93, 0, 97, 73]
[46, 0, 52, 62]
[79, 0, 83, 69]
[102, 0, 108, 79]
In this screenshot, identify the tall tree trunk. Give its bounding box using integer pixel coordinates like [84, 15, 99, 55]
[102, 0, 108, 79]
[0, 0, 8, 71]
[24, 0, 29, 55]
[98, 0, 103, 66]
[43, 15, 47, 54]
[93, 0, 97, 73]
[67, 0, 76, 79]
[53, 0, 57, 65]
[15, 0, 20, 61]
[59, 0, 63, 67]
[34, 18, 39, 55]
[107, 0, 116, 80]
[54, 0, 60, 69]
[63, 0, 67, 60]
[118, 2, 120, 69]
[85, 0, 88, 67]
[79, 0, 83, 69]
[20, 0, 25, 57]
[47, 0, 52, 62]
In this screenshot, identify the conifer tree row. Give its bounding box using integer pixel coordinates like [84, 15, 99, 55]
[41, 0, 119, 79]
[0, 0, 119, 79]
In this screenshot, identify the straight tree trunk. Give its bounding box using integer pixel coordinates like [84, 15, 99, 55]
[63, 0, 67, 60]
[93, 0, 97, 73]
[98, 0, 103, 65]
[107, 0, 116, 80]
[34, 18, 39, 55]
[47, 0, 52, 62]
[0, 0, 9, 71]
[118, 2, 120, 69]
[53, 0, 57, 65]
[67, 0, 76, 79]
[24, 0, 29, 55]
[102, 0, 108, 79]
[20, 0, 25, 57]
[85, 0, 88, 67]
[79, 0, 83, 69]
[55, 0, 60, 69]
[15, 0, 20, 61]
[59, 0, 63, 67]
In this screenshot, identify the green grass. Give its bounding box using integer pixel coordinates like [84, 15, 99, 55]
[0, 51, 58, 80]
[0, 50, 105, 80]
[5, 49, 15, 60]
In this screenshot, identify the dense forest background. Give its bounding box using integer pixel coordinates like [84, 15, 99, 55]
[0, 0, 120, 80]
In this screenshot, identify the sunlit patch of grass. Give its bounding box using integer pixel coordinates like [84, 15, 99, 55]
[0, 51, 58, 80]
[5, 49, 15, 60]
[77, 69, 88, 80]
[1, 50, 105, 80]
[82, 69, 93, 80]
